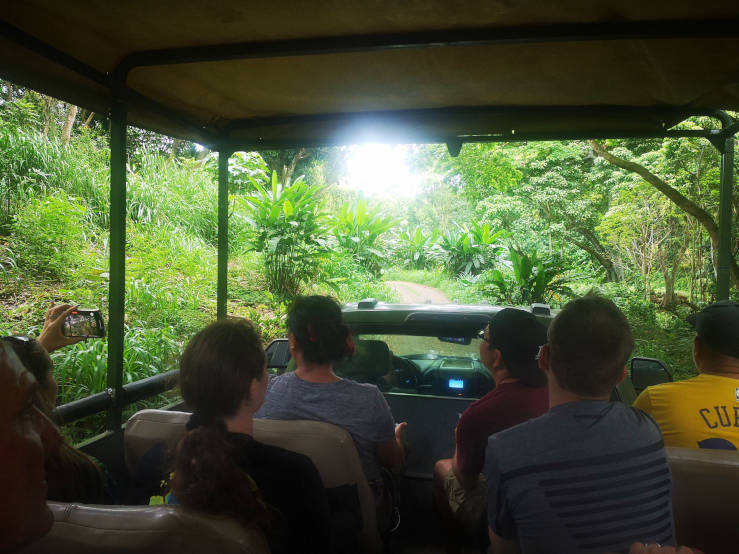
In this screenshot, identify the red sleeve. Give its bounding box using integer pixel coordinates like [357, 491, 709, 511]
[455, 406, 486, 476]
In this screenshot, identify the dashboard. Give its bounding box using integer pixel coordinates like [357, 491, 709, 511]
[393, 354, 494, 398]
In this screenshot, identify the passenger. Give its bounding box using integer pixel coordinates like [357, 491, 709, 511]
[173, 318, 332, 554]
[484, 295, 675, 553]
[432, 308, 548, 542]
[0, 339, 62, 552]
[4, 335, 110, 503]
[634, 300, 739, 450]
[256, 295, 407, 523]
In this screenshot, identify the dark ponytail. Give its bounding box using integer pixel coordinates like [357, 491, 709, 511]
[172, 421, 270, 527]
[287, 296, 352, 363]
[174, 318, 270, 525]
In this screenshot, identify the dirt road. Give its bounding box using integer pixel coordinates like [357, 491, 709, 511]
[385, 281, 450, 304]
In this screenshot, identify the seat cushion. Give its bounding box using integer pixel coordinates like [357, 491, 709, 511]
[666, 446, 739, 553]
[18, 502, 269, 554]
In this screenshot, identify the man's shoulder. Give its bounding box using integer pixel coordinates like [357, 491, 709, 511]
[487, 402, 662, 464]
[463, 383, 542, 416]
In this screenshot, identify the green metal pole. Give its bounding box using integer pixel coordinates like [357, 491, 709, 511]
[217, 151, 230, 319]
[716, 135, 735, 300]
[107, 102, 126, 431]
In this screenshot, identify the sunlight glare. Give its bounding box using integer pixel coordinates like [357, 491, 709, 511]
[344, 144, 421, 198]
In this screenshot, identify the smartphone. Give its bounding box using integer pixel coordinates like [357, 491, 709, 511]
[62, 309, 106, 338]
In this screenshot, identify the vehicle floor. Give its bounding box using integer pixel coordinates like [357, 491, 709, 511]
[389, 478, 487, 554]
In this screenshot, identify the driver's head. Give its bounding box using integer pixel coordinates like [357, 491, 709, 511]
[0, 339, 62, 552]
[545, 295, 633, 397]
[482, 308, 547, 386]
[287, 295, 352, 364]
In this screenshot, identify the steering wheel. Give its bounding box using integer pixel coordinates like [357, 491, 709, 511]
[391, 355, 422, 389]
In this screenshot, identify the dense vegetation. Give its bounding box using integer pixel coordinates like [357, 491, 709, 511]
[0, 83, 736, 441]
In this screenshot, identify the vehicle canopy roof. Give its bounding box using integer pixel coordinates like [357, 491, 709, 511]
[2, 1, 738, 149]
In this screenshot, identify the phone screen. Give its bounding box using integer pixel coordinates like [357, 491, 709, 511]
[63, 309, 105, 338]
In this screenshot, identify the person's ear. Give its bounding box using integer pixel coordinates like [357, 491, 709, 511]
[615, 365, 627, 386]
[491, 348, 505, 370]
[288, 333, 297, 352]
[537, 344, 550, 373]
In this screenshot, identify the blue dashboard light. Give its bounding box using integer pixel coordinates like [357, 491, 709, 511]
[448, 378, 464, 389]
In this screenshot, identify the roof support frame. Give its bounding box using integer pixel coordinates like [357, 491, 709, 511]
[106, 101, 127, 432]
[112, 19, 739, 80]
[714, 133, 736, 300]
[217, 150, 232, 319]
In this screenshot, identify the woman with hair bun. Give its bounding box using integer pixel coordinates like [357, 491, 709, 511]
[173, 318, 331, 554]
[257, 295, 407, 487]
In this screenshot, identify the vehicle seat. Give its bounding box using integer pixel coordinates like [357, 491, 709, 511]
[666, 446, 739, 553]
[18, 502, 268, 554]
[124, 409, 382, 553]
[334, 339, 393, 387]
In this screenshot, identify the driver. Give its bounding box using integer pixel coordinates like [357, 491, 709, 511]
[433, 308, 548, 543]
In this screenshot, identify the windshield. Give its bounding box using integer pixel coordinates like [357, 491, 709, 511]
[354, 334, 492, 399]
[360, 334, 482, 359]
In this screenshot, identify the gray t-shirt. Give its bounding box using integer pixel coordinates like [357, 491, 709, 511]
[485, 400, 674, 554]
[256, 372, 396, 482]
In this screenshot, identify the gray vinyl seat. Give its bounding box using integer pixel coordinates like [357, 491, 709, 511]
[334, 339, 393, 386]
[124, 409, 382, 553]
[18, 502, 269, 554]
[665, 446, 739, 554]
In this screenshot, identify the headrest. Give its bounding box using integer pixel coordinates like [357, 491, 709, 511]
[18, 503, 269, 554]
[124, 409, 190, 476]
[334, 339, 392, 381]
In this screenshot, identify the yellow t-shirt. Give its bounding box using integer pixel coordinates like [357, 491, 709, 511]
[634, 373, 739, 450]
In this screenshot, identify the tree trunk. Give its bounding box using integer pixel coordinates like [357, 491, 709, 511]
[42, 97, 52, 139]
[661, 243, 688, 309]
[61, 104, 78, 147]
[567, 235, 623, 282]
[4, 81, 13, 102]
[82, 111, 95, 128]
[282, 148, 308, 186]
[589, 140, 739, 288]
[169, 138, 182, 161]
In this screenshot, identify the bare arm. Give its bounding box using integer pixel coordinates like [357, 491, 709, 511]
[489, 527, 520, 554]
[377, 422, 407, 473]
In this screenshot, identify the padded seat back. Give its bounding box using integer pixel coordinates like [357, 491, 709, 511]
[18, 502, 269, 554]
[124, 409, 189, 476]
[666, 446, 739, 554]
[124, 409, 381, 553]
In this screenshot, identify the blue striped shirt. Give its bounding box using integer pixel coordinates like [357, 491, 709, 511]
[485, 400, 674, 553]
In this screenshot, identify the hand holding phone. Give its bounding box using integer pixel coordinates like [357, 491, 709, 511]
[62, 308, 105, 338]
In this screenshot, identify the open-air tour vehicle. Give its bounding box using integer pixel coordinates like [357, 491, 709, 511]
[2, 2, 738, 552]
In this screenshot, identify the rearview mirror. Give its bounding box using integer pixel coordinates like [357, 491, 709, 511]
[438, 336, 471, 345]
[630, 357, 672, 394]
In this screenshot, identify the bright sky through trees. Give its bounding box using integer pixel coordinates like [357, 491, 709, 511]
[344, 143, 421, 198]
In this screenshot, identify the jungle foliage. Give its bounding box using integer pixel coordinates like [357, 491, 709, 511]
[0, 82, 736, 440]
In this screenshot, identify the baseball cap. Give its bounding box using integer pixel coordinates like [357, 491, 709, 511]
[687, 300, 739, 358]
[487, 308, 548, 386]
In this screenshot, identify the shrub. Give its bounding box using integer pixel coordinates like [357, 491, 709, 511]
[330, 199, 398, 275]
[237, 172, 328, 295]
[10, 191, 95, 281]
[439, 222, 506, 276]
